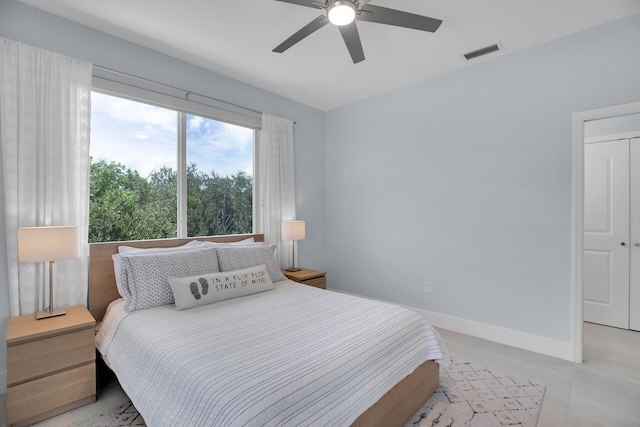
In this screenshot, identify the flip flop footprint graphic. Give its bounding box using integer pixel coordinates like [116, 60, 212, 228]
[190, 278, 210, 300]
[190, 282, 201, 300]
[200, 277, 209, 295]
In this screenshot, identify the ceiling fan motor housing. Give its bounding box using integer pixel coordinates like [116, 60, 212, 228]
[327, 1, 357, 26]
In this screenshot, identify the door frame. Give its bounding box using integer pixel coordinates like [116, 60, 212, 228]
[572, 100, 640, 363]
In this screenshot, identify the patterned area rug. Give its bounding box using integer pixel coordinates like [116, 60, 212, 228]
[75, 401, 145, 427]
[77, 358, 544, 427]
[405, 358, 545, 427]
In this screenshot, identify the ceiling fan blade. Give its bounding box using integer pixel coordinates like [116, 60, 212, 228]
[338, 22, 365, 64]
[358, 4, 442, 32]
[273, 0, 324, 9]
[273, 15, 330, 53]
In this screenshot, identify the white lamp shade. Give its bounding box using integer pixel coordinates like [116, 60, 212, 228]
[281, 220, 305, 241]
[18, 226, 80, 262]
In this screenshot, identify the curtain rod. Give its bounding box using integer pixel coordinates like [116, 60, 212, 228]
[93, 64, 264, 117]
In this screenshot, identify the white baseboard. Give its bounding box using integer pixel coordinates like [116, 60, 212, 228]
[407, 307, 575, 362]
[329, 288, 575, 362]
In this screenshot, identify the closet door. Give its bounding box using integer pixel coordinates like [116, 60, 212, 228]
[630, 137, 640, 331]
[584, 139, 630, 329]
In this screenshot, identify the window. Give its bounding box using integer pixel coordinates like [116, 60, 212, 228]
[185, 114, 254, 237]
[89, 83, 257, 243]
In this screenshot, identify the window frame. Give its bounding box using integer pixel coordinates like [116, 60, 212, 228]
[91, 77, 260, 239]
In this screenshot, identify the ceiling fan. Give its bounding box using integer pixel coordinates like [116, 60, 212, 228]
[272, 0, 442, 64]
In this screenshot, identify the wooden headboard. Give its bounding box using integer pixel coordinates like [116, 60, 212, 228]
[88, 233, 265, 322]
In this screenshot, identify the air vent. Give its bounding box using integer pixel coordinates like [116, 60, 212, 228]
[464, 44, 500, 61]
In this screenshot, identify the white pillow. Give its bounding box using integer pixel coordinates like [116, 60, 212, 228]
[201, 237, 261, 247]
[118, 240, 204, 253]
[112, 254, 129, 299]
[216, 244, 287, 282]
[168, 264, 273, 310]
[120, 247, 220, 312]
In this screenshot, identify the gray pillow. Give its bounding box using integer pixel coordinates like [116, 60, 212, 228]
[216, 244, 287, 282]
[121, 247, 220, 312]
[112, 243, 206, 299]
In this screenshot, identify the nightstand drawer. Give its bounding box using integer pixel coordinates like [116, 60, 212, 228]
[7, 362, 96, 426]
[304, 276, 326, 289]
[7, 328, 95, 386]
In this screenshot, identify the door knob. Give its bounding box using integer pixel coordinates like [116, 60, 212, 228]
[635, 243, 640, 247]
[621, 242, 626, 246]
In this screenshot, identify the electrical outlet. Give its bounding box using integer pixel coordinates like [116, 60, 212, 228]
[423, 281, 432, 293]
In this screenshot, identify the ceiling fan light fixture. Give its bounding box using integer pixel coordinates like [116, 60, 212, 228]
[327, 1, 357, 26]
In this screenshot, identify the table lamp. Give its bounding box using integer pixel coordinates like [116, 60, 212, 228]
[18, 226, 79, 320]
[281, 220, 305, 272]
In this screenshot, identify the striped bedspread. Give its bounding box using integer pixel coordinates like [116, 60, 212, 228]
[97, 280, 449, 427]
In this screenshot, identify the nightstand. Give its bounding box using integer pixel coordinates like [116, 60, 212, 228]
[282, 268, 327, 289]
[6, 305, 96, 427]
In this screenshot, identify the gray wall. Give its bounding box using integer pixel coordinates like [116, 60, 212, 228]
[325, 12, 640, 342]
[585, 112, 640, 138]
[0, 0, 326, 393]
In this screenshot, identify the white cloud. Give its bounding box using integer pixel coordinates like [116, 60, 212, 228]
[92, 92, 177, 133]
[214, 123, 253, 151]
[188, 115, 203, 131]
[189, 120, 253, 152]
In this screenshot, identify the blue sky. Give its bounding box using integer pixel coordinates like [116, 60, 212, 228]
[90, 92, 254, 178]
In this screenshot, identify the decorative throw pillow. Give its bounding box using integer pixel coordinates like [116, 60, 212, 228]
[216, 244, 287, 282]
[120, 247, 220, 312]
[168, 264, 274, 310]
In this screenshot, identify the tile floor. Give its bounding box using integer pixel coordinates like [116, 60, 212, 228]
[1, 322, 639, 427]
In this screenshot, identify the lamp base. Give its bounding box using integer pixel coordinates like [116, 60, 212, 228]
[36, 308, 67, 320]
[285, 267, 302, 272]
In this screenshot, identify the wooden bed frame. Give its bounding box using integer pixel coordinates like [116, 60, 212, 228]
[88, 233, 440, 427]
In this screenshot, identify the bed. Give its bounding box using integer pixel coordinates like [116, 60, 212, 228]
[89, 234, 448, 427]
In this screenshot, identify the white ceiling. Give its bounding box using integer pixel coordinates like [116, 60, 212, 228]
[18, 0, 640, 111]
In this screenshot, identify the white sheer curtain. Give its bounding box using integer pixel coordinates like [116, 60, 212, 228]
[0, 38, 92, 316]
[255, 113, 296, 268]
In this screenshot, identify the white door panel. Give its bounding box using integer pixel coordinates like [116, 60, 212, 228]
[584, 139, 630, 329]
[584, 250, 612, 305]
[584, 154, 613, 234]
[630, 138, 640, 331]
